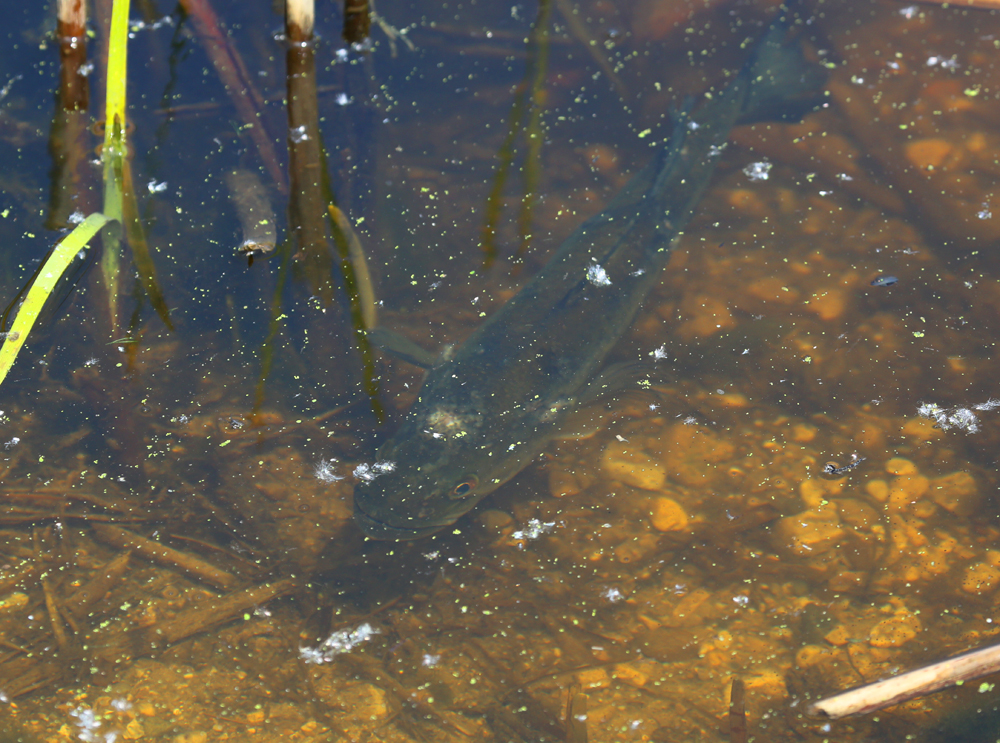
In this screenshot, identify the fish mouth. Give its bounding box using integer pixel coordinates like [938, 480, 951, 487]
[353, 503, 449, 541]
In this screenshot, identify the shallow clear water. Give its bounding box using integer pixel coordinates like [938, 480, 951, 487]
[2, 0, 1000, 741]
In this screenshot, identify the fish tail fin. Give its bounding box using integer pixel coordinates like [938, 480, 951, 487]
[738, 8, 829, 125]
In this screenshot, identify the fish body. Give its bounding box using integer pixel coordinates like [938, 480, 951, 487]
[871, 275, 898, 287]
[354, 13, 827, 540]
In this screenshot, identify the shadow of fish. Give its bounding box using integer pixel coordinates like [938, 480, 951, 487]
[354, 9, 828, 540]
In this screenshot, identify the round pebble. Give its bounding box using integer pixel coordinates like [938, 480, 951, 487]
[963, 562, 1000, 595]
[866, 479, 890, 502]
[650, 497, 689, 532]
[601, 441, 666, 491]
[885, 457, 917, 476]
[869, 614, 921, 648]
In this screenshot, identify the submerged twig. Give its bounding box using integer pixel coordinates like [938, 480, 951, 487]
[338, 654, 480, 738]
[146, 578, 297, 646]
[566, 684, 588, 743]
[809, 642, 1000, 719]
[90, 524, 239, 590]
[0, 560, 38, 595]
[730, 678, 747, 743]
[552, 0, 627, 99]
[66, 551, 131, 621]
[41, 574, 71, 652]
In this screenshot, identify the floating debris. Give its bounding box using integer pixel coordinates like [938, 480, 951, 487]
[917, 398, 1000, 434]
[823, 455, 866, 477]
[871, 275, 898, 287]
[742, 160, 772, 181]
[353, 461, 396, 482]
[69, 706, 104, 743]
[586, 263, 612, 287]
[314, 458, 344, 483]
[0, 74, 22, 103]
[511, 518, 556, 544]
[300, 622, 380, 664]
[650, 344, 669, 361]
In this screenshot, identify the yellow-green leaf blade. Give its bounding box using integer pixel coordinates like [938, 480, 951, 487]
[0, 212, 111, 388]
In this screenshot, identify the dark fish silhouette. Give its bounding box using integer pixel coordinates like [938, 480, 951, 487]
[355, 10, 828, 539]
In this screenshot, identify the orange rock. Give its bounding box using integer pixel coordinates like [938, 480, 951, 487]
[805, 288, 846, 321]
[582, 144, 619, 178]
[905, 138, 953, 170]
[676, 295, 736, 339]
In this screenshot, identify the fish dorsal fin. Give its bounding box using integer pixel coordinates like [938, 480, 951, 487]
[367, 327, 439, 369]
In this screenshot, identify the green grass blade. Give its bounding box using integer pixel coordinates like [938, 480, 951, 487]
[0, 212, 111, 388]
[105, 0, 129, 138]
[101, 0, 131, 331]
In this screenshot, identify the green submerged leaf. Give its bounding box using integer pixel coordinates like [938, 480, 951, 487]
[0, 213, 112, 387]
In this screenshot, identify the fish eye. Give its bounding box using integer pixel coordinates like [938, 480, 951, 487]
[450, 477, 478, 499]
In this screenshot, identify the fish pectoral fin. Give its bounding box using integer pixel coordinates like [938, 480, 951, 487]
[553, 362, 670, 440]
[554, 388, 667, 440]
[366, 327, 439, 369]
[578, 361, 665, 403]
[554, 404, 611, 440]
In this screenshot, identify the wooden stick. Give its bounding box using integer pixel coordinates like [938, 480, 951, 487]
[90, 524, 239, 590]
[148, 578, 297, 646]
[66, 550, 131, 620]
[286, 0, 314, 42]
[809, 642, 1000, 719]
[730, 678, 747, 743]
[343, 0, 370, 45]
[41, 575, 71, 652]
[57, 0, 86, 39]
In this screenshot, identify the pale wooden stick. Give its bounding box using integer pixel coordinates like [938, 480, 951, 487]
[809, 642, 1000, 719]
[57, 0, 86, 38]
[907, 0, 1000, 8]
[286, 0, 315, 41]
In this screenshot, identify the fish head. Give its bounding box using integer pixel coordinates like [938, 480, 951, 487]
[352, 396, 518, 540]
[352, 428, 491, 540]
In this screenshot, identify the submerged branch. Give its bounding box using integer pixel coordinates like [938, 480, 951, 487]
[90, 523, 240, 590]
[809, 642, 1000, 719]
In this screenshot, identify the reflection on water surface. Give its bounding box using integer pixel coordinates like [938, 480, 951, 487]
[2, 0, 1000, 741]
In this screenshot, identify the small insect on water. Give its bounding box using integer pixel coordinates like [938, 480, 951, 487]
[871, 275, 898, 287]
[823, 454, 866, 477]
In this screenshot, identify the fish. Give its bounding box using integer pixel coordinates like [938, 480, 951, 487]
[354, 9, 828, 540]
[870, 275, 898, 287]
